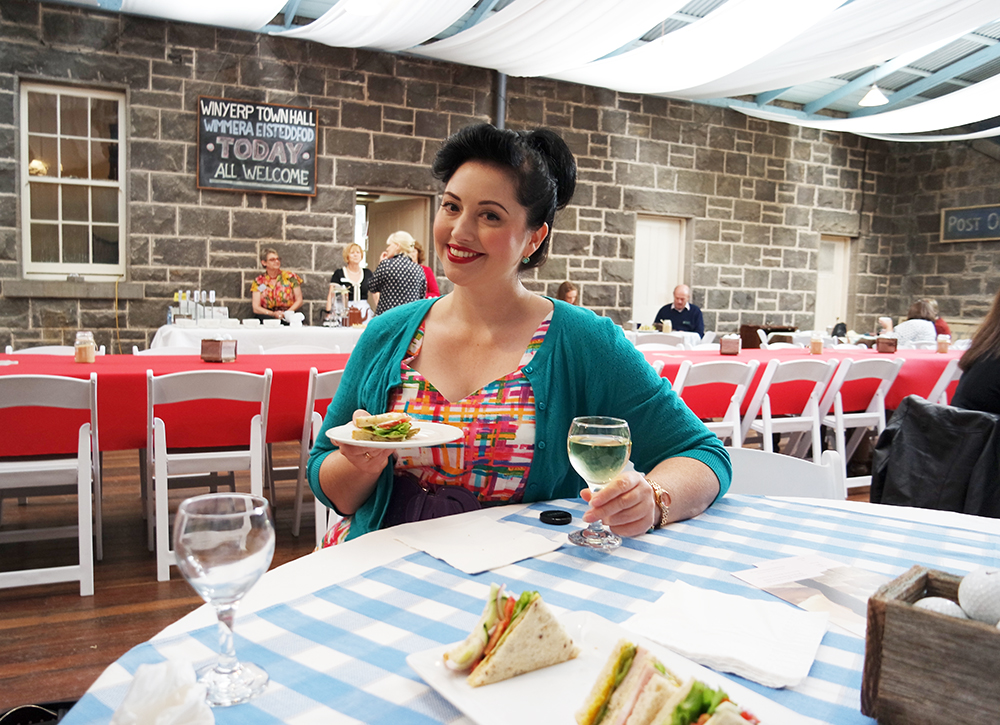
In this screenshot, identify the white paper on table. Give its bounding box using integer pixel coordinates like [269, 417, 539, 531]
[623, 580, 828, 689]
[733, 554, 842, 588]
[393, 515, 563, 574]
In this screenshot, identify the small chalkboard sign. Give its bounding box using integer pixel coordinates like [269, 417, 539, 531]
[940, 205, 1000, 243]
[197, 96, 318, 196]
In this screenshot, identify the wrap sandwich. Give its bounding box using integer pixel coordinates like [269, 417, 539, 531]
[443, 583, 579, 687]
[576, 639, 761, 725]
[352, 411, 419, 441]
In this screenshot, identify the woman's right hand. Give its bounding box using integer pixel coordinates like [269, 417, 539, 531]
[337, 409, 394, 474]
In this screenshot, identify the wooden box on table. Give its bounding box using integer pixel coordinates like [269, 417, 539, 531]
[862, 565, 1000, 724]
[200, 338, 237, 362]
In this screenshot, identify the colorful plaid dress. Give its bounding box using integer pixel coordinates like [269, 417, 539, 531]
[322, 313, 551, 546]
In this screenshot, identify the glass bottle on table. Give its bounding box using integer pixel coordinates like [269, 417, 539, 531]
[567, 416, 631, 551]
[74, 331, 96, 363]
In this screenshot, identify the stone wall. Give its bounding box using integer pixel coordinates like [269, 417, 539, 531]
[870, 141, 1000, 327]
[1, 0, 997, 351]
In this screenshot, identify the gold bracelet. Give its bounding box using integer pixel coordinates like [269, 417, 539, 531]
[646, 477, 671, 528]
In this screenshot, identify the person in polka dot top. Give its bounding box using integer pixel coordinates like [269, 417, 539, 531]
[369, 231, 426, 315]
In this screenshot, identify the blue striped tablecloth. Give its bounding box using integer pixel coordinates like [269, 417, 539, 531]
[62, 496, 1000, 724]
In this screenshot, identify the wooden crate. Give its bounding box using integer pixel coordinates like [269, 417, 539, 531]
[862, 565, 1000, 724]
[200, 338, 237, 362]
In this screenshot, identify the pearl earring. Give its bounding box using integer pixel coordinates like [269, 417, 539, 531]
[521, 256, 531, 264]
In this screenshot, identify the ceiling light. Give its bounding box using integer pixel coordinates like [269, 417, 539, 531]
[858, 84, 889, 107]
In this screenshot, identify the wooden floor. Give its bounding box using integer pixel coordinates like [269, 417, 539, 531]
[0, 445, 316, 712]
[0, 444, 871, 713]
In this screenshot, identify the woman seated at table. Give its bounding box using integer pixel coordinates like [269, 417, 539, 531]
[879, 299, 937, 345]
[326, 242, 374, 320]
[251, 248, 304, 324]
[952, 287, 1000, 414]
[308, 124, 730, 544]
[556, 280, 579, 305]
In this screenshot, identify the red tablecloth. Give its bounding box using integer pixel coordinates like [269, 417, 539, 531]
[0, 353, 350, 456]
[644, 347, 963, 419]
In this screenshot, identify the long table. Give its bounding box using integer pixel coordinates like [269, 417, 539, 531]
[644, 347, 962, 418]
[0, 353, 350, 456]
[150, 324, 365, 353]
[59, 496, 1000, 724]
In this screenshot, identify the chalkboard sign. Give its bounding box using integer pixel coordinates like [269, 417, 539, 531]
[197, 96, 318, 196]
[940, 205, 1000, 243]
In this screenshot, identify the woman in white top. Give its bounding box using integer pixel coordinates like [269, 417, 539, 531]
[326, 243, 374, 320]
[881, 299, 937, 345]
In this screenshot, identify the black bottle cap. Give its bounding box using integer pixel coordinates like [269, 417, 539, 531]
[540, 509, 572, 525]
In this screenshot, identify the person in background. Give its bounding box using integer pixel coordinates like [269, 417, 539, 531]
[251, 248, 304, 324]
[952, 287, 1000, 414]
[326, 242, 374, 320]
[654, 284, 704, 337]
[556, 280, 579, 305]
[925, 298, 951, 337]
[879, 299, 937, 344]
[308, 122, 729, 545]
[369, 231, 427, 315]
[409, 240, 441, 298]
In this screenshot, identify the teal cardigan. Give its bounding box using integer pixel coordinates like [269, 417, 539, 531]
[308, 297, 731, 541]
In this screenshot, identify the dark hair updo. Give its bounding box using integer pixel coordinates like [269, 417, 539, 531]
[431, 123, 577, 270]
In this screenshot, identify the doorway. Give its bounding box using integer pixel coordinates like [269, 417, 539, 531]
[632, 216, 685, 325]
[815, 234, 851, 332]
[356, 192, 433, 266]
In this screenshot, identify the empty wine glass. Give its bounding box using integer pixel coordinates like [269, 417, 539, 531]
[567, 416, 631, 551]
[174, 493, 276, 707]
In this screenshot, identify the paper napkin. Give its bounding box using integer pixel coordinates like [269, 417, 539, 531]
[623, 580, 828, 689]
[111, 660, 213, 725]
[393, 515, 563, 574]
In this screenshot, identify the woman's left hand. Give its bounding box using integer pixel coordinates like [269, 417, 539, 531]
[580, 471, 656, 538]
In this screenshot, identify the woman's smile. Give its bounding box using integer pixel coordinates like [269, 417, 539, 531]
[446, 244, 484, 263]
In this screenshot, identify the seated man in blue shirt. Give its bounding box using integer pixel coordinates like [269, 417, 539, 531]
[654, 284, 705, 337]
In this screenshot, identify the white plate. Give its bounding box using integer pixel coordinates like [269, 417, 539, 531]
[406, 610, 807, 725]
[325, 421, 463, 449]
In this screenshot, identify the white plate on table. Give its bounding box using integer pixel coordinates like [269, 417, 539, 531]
[407, 610, 806, 725]
[325, 421, 463, 449]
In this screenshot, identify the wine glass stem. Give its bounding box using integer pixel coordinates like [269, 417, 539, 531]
[587, 521, 605, 533]
[214, 604, 240, 674]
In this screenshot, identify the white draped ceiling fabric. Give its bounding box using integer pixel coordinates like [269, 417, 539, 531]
[273, 0, 477, 52]
[111, 0, 1000, 138]
[410, 0, 690, 78]
[119, 0, 287, 32]
[738, 71, 1000, 135]
[678, 0, 1000, 99]
[548, 0, 846, 95]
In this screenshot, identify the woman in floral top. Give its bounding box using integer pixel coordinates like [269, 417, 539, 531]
[251, 247, 304, 323]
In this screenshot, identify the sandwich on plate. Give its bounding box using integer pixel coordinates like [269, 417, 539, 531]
[443, 583, 579, 687]
[351, 412, 419, 441]
[576, 640, 761, 725]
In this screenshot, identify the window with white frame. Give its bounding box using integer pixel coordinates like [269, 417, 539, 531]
[19, 82, 126, 279]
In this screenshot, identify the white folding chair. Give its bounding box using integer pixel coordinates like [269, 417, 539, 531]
[650, 359, 665, 376]
[637, 343, 685, 352]
[673, 359, 759, 446]
[290, 368, 344, 546]
[818, 358, 904, 483]
[6, 344, 106, 355]
[146, 368, 272, 581]
[264, 344, 341, 354]
[700, 331, 717, 345]
[635, 332, 688, 348]
[725, 446, 845, 499]
[132, 345, 201, 355]
[0, 373, 99, 595]
[927, 358, 962, 405]
[902, 340, 938, 350]
[741, 358, 839, 462]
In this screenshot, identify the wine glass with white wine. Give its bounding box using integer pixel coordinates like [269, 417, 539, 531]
[567, 416, 631, 551]
[174, 493, 276, 707]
